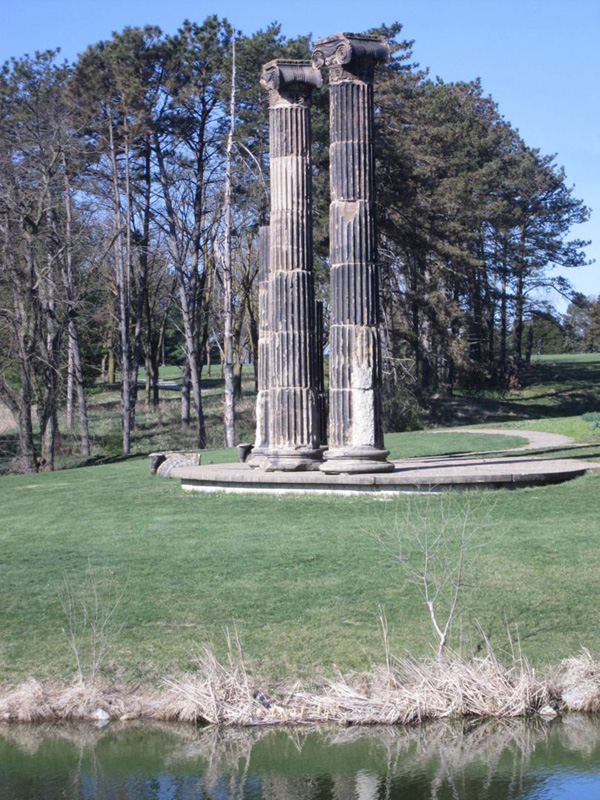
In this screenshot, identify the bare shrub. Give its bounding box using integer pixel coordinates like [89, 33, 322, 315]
[165, 639, 553, 726]
[163, 629, 279, 724]
[376, 493, 495, 657]
[58, 563, 127, 684]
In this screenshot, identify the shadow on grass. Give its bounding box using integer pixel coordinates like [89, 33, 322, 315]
[433, 391, 600, 427]
[0, 431, 149, 474]
[74, 453, 149, 469]
[523, 359, 600, 386]
[430, 356, 600, 427]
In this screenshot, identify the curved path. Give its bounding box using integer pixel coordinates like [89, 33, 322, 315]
[451, 427, 577, 452]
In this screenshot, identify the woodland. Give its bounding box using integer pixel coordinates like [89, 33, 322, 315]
[0, 17, 593, 472]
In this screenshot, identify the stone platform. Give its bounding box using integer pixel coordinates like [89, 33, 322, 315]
[174, 453, 595, 496]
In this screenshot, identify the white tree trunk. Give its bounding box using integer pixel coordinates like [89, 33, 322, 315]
[222, 38, 237, 448]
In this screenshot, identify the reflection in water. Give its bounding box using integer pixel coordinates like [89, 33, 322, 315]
[1, 716, 599, 799]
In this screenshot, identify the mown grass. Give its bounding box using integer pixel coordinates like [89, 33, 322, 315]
[2, 353, 600, 687]
[0, 365, 258, 472]
[433, 353, 600, 427]
[1, 448, 599, 686]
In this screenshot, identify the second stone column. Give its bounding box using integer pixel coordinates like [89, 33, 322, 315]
[313, 33, 393, 474]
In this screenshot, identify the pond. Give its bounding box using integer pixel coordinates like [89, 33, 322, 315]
[1, 716, 599, 799]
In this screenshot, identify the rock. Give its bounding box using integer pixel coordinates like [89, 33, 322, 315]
[252, 689, 271, 709]
[537, 704, 558, 718]
[562, 684, 597, 712]
[92, 707, 110, 720]
[156, 452, 201, 478]
[149, 452, 167, 475]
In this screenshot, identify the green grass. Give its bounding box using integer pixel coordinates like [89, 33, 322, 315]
[200, 430, 529, 466]
[2, 353, 600, 686]
[433, 353, 600, 427]
[1, 441, 599, 685]
[385, 430, 527, 458]
[0, 366, 259, 472]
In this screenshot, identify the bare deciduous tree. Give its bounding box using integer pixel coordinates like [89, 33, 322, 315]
[377, 494, 495, 658]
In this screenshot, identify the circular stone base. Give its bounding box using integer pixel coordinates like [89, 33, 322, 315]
[174, 454, 595, 495]
[261, 447, 325, 472]
[320, 446, 394, 474]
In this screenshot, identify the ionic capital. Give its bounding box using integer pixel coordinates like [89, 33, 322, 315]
[312, 33, 390, 83]
[260, 59, 323, 106]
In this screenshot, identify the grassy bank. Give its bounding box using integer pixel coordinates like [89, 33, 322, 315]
[432, 353, 600, 427]
[1, 442, 599, 685]
[0, 365, 258, 473]
[1, 353, 600, 693]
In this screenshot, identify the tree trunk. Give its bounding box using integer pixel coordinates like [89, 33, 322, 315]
[60, 168, 90, 456]
[222, 38, 236, 447]
[70, 321, 91, 456]
[107, 349, 115, 385]
[525, 323, 534, 367]
[66, 335, 74, 429]
[181, 358, 191, 428]
[513, 227, 527, 367]
[206, 340, 212, 377]
[108, 114, 132, 455]
[12, 285, 37, 472]
[129, 142, 151, 427]
[17, 367, 37, 473]
[153, 133, 206, 448]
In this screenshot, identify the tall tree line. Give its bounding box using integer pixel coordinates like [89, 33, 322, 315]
[0, 19, 590, 470]
[374, 25, 589, 416]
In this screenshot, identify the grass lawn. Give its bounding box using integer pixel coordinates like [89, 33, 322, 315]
[432, 353, 600, 428]
[1, 441, 599, 685]
[2, 353, 600, 687]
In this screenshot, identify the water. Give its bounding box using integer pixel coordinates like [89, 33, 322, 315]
[1, 716, 599, 799]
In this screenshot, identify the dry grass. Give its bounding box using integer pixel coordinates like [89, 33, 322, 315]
[1, 647, 599, 724]
[0, 679, 160, 722]
[548, 649, 600, 712]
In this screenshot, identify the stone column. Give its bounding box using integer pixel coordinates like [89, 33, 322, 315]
[313, 33, 393, 474]
[315, 300, 327, 446]
[247, 225, 270, 469]
[260, 60, 323, 471]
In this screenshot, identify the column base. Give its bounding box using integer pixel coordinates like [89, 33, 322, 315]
[246, 448, 266, 469]
[319, 445, 394, 475]
[263, 447, 324, 472]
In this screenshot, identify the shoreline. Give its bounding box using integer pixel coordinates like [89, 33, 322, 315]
[2, 651, 598, 725]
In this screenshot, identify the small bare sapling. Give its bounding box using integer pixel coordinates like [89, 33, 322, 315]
[59, 563, 127, 683]
[377, 493, 495, 658]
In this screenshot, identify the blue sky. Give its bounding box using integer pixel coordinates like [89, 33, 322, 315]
[1, 0, 597, 310]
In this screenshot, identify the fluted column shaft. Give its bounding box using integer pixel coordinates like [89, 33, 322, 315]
[313, 33, 393, 474]
[260, 60, 323, 471]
